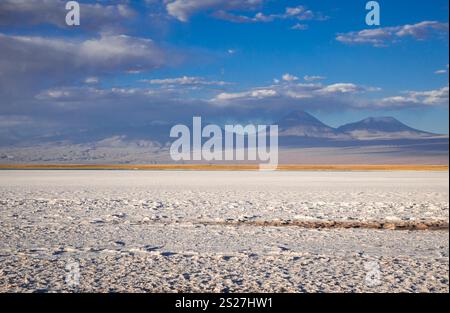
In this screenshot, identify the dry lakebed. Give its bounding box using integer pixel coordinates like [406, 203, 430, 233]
[0, 170, 448, 292]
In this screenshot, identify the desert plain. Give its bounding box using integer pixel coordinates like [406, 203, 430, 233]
[0, 169, 448, 292]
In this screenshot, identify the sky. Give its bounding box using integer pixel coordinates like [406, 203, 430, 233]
[0, 0, 448, 146]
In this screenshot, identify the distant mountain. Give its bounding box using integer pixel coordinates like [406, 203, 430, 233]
[0, 110, 448, 164]
[337, 117, 438, 140]
[274, 110, 447, 149]
[277, 111, 348, 139]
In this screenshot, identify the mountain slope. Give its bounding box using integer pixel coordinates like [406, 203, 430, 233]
[337, 117, 438, 140]
[277, 111, 347, 139]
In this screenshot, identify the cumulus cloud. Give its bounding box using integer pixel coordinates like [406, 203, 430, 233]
[319, 83, 367, 94]
[84, 77, 99, 84]
[141, 76, 231, 87]
[380, 86, 449, 107]
[434, 65, 449, 75]
[211, 80, 381, 110]
[282, 73, 299, 82]
[165, 0, 326, 26]
[336, 21, 449, 47]
[304, 75, 326, 82]
[278, 74, 327, 84]
[212, 5, 326, 24]
[35, 86, 182, 103]
[0, 0, 135, 31]
[291, 23, 309, 30]
[0, 33, 168, 98]
[214, 88, 278, 102]
[211, 81, 448, 112]
[165, 0, 264, 22]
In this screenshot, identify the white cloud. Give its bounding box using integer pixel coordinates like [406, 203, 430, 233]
[211, 81, 447, 111]
[84, 77, 99, 84]
[1, 33, 166, 72]
[336, 21, 449, 47]
[0, 0, 135, 31]
[304, 75, 326, 82]
[165, 0, 326, 26]
[282, 73, 299, 82]
[166, 0, 264, 22]
[213, 5, 326, 24]
[211, 81, 380, 109]
[319, 83, 365, 94]
[291, 23, 309, 30]
[78, 35, 165, 70]
[434, 65, 448, 75]
[381, 86, 449, 107]
[35, 86, 178, 102]
[215, 88, 277, 101]
[141, 76, 231, 86]
[0, 33, 168, 98]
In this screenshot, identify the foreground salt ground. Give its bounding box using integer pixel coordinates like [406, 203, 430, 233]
[0, 170, 448, 292]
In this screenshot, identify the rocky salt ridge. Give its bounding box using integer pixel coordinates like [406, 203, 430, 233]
[1, 197, 448, 231]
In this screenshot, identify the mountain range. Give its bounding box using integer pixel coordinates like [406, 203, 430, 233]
[274, 110, 446, 149]
[278, 110, 442, 141]
[0, 110, 447, 164]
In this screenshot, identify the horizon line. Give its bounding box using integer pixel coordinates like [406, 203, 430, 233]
[0, 164, 448, 171]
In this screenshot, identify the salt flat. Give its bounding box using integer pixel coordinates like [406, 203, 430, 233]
[0, 170, 448, 292]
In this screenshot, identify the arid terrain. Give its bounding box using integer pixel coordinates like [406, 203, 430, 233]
[0, 170, 448, 292]
[0, 164, 447, 171]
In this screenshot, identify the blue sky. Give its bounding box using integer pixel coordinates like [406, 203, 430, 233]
[0, 0, 448, 145]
